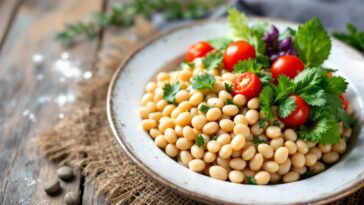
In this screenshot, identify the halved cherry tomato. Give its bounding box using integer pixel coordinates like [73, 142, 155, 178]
[280, 95, 310, 127]
[271, 55, 304, 82]
[339, 95, 349, 110]
[186, 41, 214, 62]
[223, 41, 256, 71]
[233, 72, 262, 100]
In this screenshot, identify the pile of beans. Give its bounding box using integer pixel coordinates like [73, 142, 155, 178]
[139, 59, 353, 185]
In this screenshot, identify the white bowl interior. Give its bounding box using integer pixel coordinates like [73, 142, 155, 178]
[108, 18, 364, 204]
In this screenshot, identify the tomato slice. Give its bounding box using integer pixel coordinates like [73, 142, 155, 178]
[223, 41, 256, 71]
[271, 55, 304, 82]
[280, 95, 310, 127]
[186, 41, 214, 62]
[233, 72, 262, 100]
[339, 95, 349, 110]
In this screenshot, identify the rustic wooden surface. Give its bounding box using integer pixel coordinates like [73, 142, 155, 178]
[0, 0, 112, 204]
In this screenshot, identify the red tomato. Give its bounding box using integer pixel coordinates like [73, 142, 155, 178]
[339, 95, 349, 110]
[280, 95, 310, 127]
[271, 55, 304, 82]
[186, 41, 214, 62]
[223, 41, 256, 71]
[233, 72, 262, 100]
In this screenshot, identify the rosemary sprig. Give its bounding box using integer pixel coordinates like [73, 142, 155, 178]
[56, 0, 224, 46]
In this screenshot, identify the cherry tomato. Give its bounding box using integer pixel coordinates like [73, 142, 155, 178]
[280, 95, 310, 127]
[271, 55, 304, 82]
[223, 41, 256, 71]
[339, 95, 349, 110]
[233, 72, 262, 100]
[186, 41, 214, 62]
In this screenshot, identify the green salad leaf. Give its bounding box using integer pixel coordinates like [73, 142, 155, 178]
[228, 8, 249, 40]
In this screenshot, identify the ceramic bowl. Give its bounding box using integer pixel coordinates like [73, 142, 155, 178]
[107, 17, 364, 205]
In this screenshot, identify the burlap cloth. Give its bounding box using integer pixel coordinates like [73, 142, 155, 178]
[36, 17, 364, 205]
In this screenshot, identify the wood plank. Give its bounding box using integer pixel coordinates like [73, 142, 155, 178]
[0, 0, 22, 49]
[0, 0, 104, 204]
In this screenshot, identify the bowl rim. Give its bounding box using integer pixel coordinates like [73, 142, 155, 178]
[107, 17, 364, 205]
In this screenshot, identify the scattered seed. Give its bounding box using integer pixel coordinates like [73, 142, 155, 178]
[57, 166, 74, 180]
[44, 179, 60, 194]
[65, 191, 80, 205]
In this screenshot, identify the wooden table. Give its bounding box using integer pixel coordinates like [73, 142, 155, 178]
[0, 0, 115, 204]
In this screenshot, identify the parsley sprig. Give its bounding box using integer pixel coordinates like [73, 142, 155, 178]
[191, 73, 216, 91]
[162, 82, 180, 104]
[333, 24, 364, 54]
[195, 135, 205, 147]
[233, 59, 273, 86]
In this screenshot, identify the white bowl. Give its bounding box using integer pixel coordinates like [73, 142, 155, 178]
[107, 17, 364, 205]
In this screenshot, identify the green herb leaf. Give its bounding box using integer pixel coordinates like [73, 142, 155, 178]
[203, 51, 223, 70]
[247, 176, 257, 185]
[333, 24, 364, 53]
[195, 135, 205, 147]
[256, 72, 273, 86]
[233, 59, 259, 74]
[337, 108, 356, 128]
[278, 97, 297, 118]
[224, 82, 233, 93]
[208, 37, 233, 50]
[258, 120, 267, 129]
[299, 113, 340, 145]
[162, 82, 181, 104]
[211, 136, 218, 141]
[280, 27, 296, 40]
[272, 120, 282, 127]
[226, 98, 234, 105]
[294, 18, 332, 67]
[191, 73, 216, 91]
[293, 68, 323, 92]
[198, 104, 211, 114]
[326, 76, 348, 95]
[275, 75, 296, 102]
[259, 86, 276, 120]
[228, 8, 249, 40]
[300, 88, 326, 106]
[178, 60, 195, 70]
[253, 137, 268, 144]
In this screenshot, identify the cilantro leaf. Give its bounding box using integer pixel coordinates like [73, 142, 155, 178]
[178, 60, 194, 70]
[226, 98, 234, 105]
[203, 51, 223, 70]
[326, 76, 348, 95]
[337, 108, 356, 128]
[211, 136, 218, 141]
[278, 97, 297, 118]
[256, 72, 273, 86]
[299, 114, 340, 145]
[275, 75, 296, 102]
[293, 68, 323, 92]
[280, 27, 296, 40]
[253, 137, 268, 144]
[224, 82, 233, 93]
[247, 176, 257, 185]
[294, 18, 332, 67]
[272, 120, 282, 127]
[191, 73, 216, 91]
[208, 37, 233, 50]
[228, 8, 249, 40]
[162, 82, 180, 104]
[195, 135, 205, 147]
[198, 104, 211, 114]
[259, 86, 275, 120]
[233, 59, 258, 74]
[300, 88, 326, 106]
[258, 119, 267, 129]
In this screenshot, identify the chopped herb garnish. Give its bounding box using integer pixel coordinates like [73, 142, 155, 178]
[247, 176, 257, 185]
[178, 60, 195, 70]
[258, 120, 267, 129]
[195, 135, 205, 147]
[333, 24, 364, 54]
[253, 137, 268, 144]
[162, 82, 180, 104]
[224, 82, 233, 93]
[211, 136, 218, 141]
[208, 37, 233, 50]
[272, 120, 281, 127]
[301, 170, 315, 179]
[198, 104, 211, 114]
[191, 73, 216, 91]
[278, 97, 297, 118]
